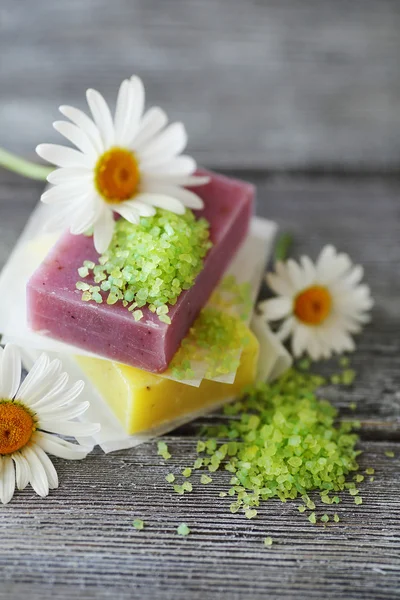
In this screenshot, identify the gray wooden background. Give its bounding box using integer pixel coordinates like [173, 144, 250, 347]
[1, 0, 400, 170]
[0, 1, 399, 599]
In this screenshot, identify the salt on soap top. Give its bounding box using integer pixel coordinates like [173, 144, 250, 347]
[77, 208, 212, 324]
[27, 169, 254, 373]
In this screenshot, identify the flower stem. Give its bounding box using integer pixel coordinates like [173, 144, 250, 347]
[274, 232, 293, 262]
[0, 148, 52, 181]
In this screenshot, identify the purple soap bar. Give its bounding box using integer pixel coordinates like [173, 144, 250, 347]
[27, 170, 254, 373]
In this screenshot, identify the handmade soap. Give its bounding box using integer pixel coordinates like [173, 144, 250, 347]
[75, 326, 259, 435]
[27, 171, 254, 372]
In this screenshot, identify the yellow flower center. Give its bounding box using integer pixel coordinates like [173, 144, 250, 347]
[95, 147, 140, 204]
[0, 401, 36, 455]
[294, 285, 332, 325]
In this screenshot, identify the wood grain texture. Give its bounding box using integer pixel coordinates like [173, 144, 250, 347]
[0, 171, 399, 599]
[0, 0, 400, 170]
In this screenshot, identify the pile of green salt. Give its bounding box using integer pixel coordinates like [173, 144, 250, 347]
[165, 367, 363, 521]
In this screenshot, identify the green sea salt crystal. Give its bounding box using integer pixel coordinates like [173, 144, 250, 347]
[341, 369, 356, 386]
[133, 519, 144, 530]
[320, 514, 329, 523]
[339, 357, 350, 367]
[193, 458, 203, 469]
[78, 266, 89, 278]
[354, 496, 363, 505]
[298, 505, 307, 513]
[157, 441, 168, 454]
[263, 536, 273, 547]
[182, 468, 192, 478]
[245, 509, 257, 519]
[333, 513, 340, 523]
[219, 492, 227, 498]
[349, 402, 357, 411]
[370, 477, 374, 482]
[177, 523, 190, 536]
[321, 495, 332, 505]
[182, 482, 193, 492]
[365, 468, 375, 475]
[166, 473, 175, 483]
[157, 441, 171, 460]
[170, 306, 250, 380]
[174, 485, 185, 495]
[201, 475, 213, 485]
[76, 209, 212, 323]
[308, 513, 317, 524]
[385, 451, 395, 458]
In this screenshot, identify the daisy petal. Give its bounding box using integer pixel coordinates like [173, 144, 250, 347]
[286, 259, 305, 292]
[31, 372, 69, 409]
[31, 445, 58, 490]
[36, 144, 94, 169]
[39, 401, 90, 422]
[31, 380, 85, 412]
[291, 323, 311, 357]
[140, 184, 204, 210]
[0, 456, 15, 504]
[35, 432, 92, 460]
[135, 193, 185, 215]
[53, 121, 97, 158]
[39, 419, 100, 438]
[266, 272, 294, 297]
[258, 297, 292, 321]
[86, 88, 115, 148]
[16, 353, 50, 404]
[139, 122, 187, 166]
[69, 193, 102, 235]
[93, 208, 115, 253]
[59, 105, 104, 153]
[12, 452, 30, 490]
[17, 358, 62, 406]
[0, 344, 21, 399]
[41, 181, 93, 205]
[141, 156, 196, 177]
[120, 76, 145, 146]
[133, 107, 168, 150]
[22, 446, 49, 498]
[47, 167, 93, 186]
[112, 204, 140, 225]
[141, 173, 210, 188]
[275, 316, 295, 342]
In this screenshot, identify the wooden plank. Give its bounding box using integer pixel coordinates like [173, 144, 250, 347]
[0, 441, 399, 599]
[0, 0, 399, 170]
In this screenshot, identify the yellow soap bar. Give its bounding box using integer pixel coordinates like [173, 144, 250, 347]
[76, 328, 259, 435]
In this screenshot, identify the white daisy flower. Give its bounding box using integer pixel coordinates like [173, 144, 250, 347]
[259, 245, 373, 361]
[36, 75, 209, 253]
[0, 345, 100, 504]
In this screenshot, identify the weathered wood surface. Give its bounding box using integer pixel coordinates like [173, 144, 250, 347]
[0, 0, 400, 170]
[0, 171, 399, 599]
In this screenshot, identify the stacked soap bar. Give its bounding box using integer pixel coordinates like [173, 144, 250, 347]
[27, 171, 254, 373]
[76, 322, 259, 435]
